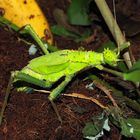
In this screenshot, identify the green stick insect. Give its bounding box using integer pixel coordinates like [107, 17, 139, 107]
[0, 17, 120, 124]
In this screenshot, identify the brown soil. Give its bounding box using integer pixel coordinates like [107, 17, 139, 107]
[0, 0, 140, 140]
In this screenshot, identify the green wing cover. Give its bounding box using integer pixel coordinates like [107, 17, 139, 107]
[27, 50, 70, 75]
[29, 50, 70, 66]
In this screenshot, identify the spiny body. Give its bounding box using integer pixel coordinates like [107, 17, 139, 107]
[15, 49, 118, 89]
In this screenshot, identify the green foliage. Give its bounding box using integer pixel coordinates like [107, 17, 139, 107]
[119, 118, 140, 140]
[110, 108, 140, 140]
[75, 29, 91, 42]
[128, 59, 140, 71]
[125, 118, 140, 140]
[118, 61, 129, 73]
[82, 110, 140, 140]
[51, 25, 91, 42]
[82, 122, 101, 137]
[51, 25, 79, 38]
[82, 113, 110, 139]
[97, 41, 116, 52]
[67, 0, 92, 25]
[124, 70, 140, 82]
[123, 60, 140, 82]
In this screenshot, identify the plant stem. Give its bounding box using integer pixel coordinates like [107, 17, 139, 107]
[95, 0, 124, 46]
[103, 67, 123, 78]
[94, 0, 132, 69]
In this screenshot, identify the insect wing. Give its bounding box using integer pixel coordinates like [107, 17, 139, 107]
[29, 50, 69, 66]
[29, 62, 69, 75]
[27, 50, 70, 75]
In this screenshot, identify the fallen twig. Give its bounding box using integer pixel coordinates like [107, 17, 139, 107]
[92, 80, 118, 107]
[34, 89, 108, 110]
[63, 92, 108, 109]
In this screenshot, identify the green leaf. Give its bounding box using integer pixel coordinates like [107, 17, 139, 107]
[51, 25, 91, 42]
[129, 59, 140, 71]
[111, 112, 140, 140]
[51, 25, 79, 38]
[126, 118, 140, 140]
[118, 61, 128, 73]
[82, 113, 110, 139]
[67, 0, 92, 25]
[124, 70, 140, 82]
[120, 119, 133, 137]
[82, 122, 100, 137]
[123, 60, 140, 82]
[75, 29, 91, 42]
[120, 118, 140, 140]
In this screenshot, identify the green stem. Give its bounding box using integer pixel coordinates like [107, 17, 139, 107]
[103, 67, 123, 78]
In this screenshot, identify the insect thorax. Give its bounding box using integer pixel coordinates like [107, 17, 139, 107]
[67, 50, 104, 66]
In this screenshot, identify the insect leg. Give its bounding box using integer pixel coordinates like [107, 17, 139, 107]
[0, 71, 16, 125]
[0, 16, 49, 54]
[21, 24, 49, 55]
[48, 74, 74, 123]
[16, 72, 52, 88]
[0, 16, 21, 32]
[49, 74, 74, 100]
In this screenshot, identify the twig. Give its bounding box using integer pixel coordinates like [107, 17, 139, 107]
[63, 92, 108, 109]
[103, 67, 123, 78]
[92, 80, 118, 107]
[94, 0, 132, 69]
[34, 89, 108, 110]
